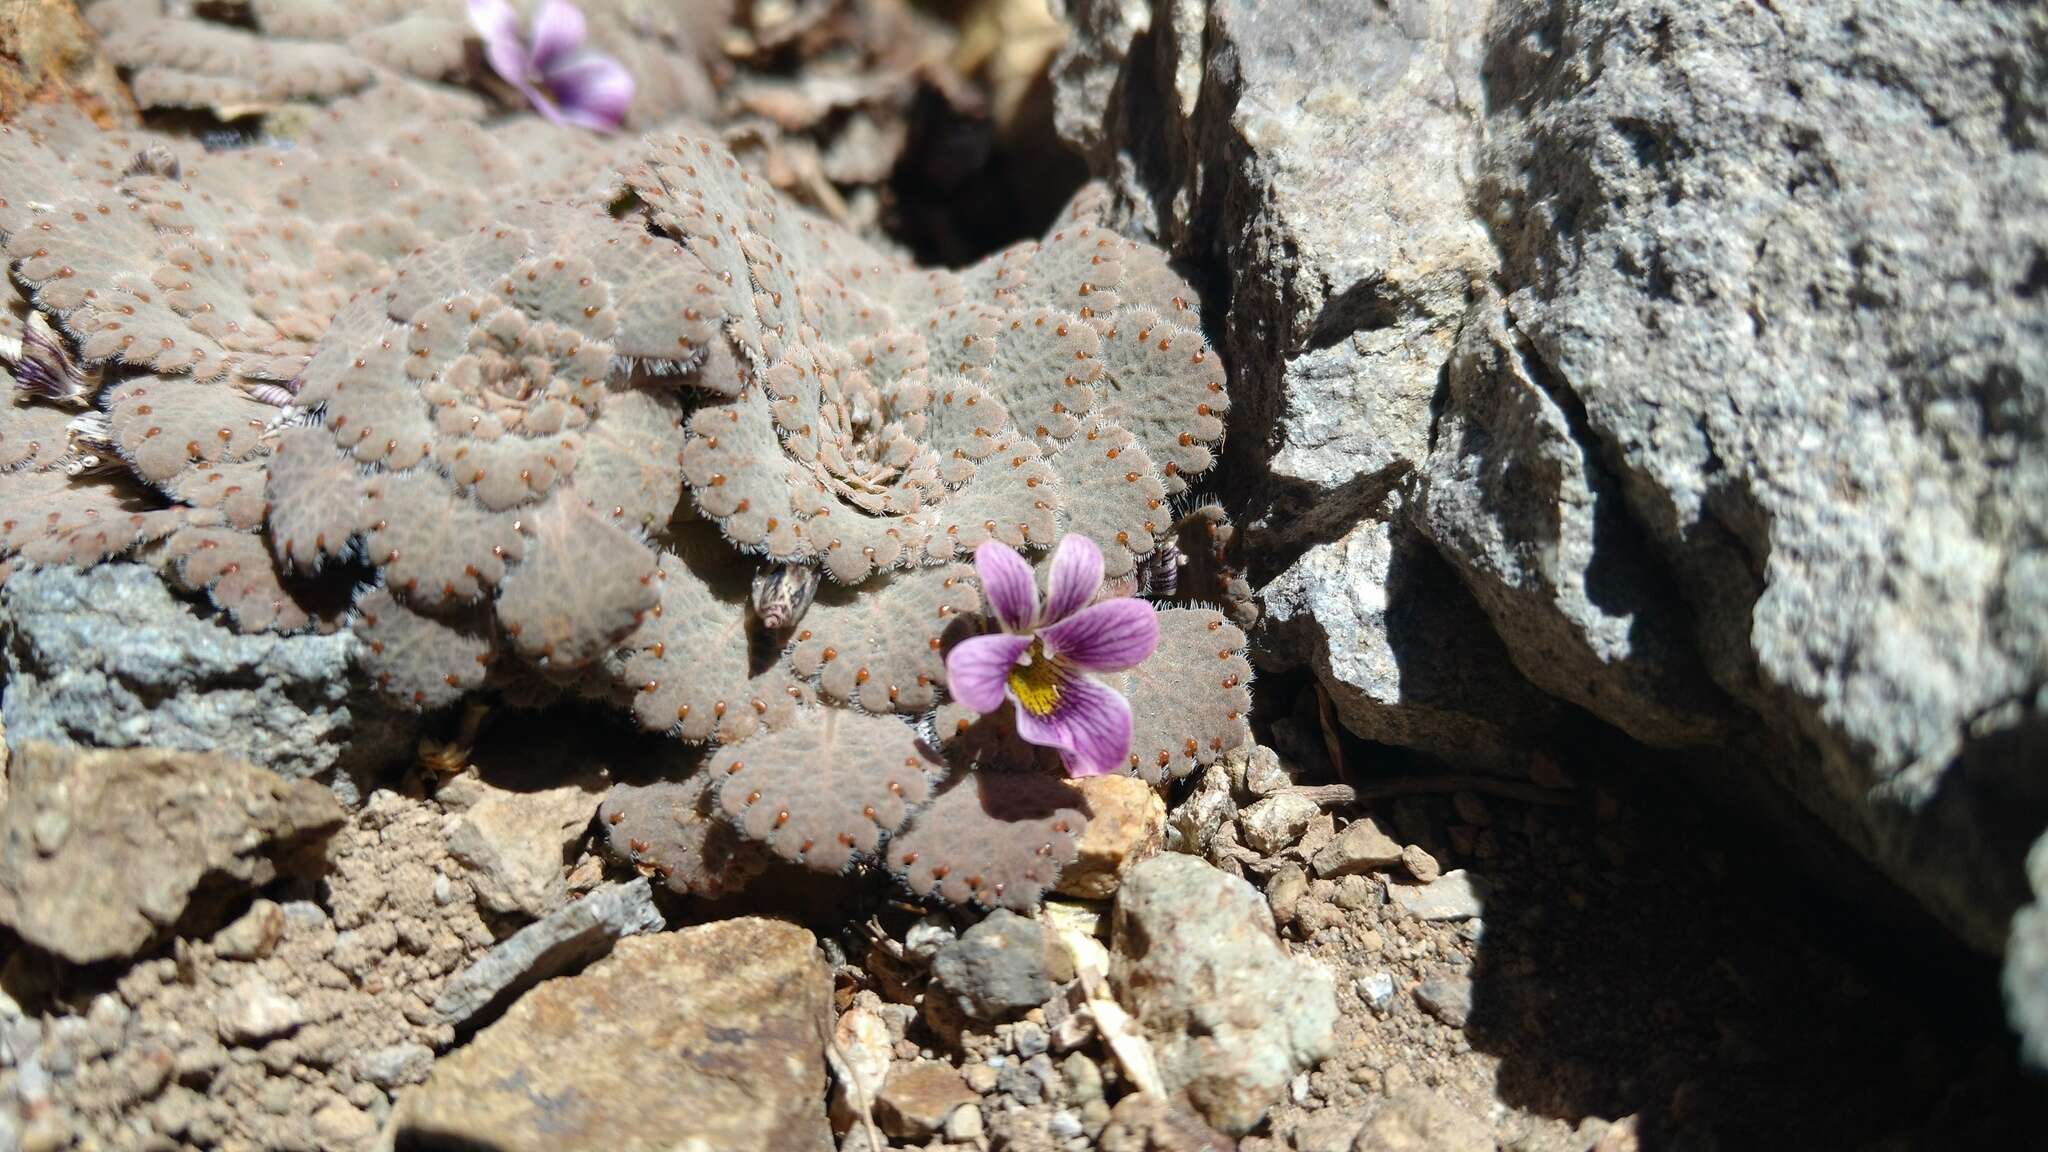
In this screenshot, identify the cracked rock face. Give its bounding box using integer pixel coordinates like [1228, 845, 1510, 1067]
[1052, 0, 2048, 967]
[0, 564, 417, 797]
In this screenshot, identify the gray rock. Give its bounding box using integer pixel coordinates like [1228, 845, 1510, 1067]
[2004, 828, 2048, 1069]
[354, 1042, 435, 1089]
[396, 921, 834, 1152]
[1420, 297, 1731, 749]
[1388, 871, 1486, 922]
[930, 909, 1054, 1021]
[1471, 0, 2048, 955]
[1413, 972, 1473, 1029]
[1312, 818, 1405, 878]
[1262, 511, 1558, 771]
[1357, 972, 1395, 1015]
[1055, 0, 2048, 968]
[1239, 792, 1319, 855]
[0, 743, 343, 965]
[1054, 0, 1496, 545]
[0, 564, 417, 796]
[1112, 854, 1337, 1135]
[432, 878, 664, 1028]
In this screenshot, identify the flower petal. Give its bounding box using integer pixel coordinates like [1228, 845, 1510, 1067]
[1041, 533, 1103, 624]
[468, 0, 529, 85]
[974, 539, 1038, 632]
[529, 0, 588, 71]
[1013, 673, 1133, 777]
[546, 51, 634, 130]
[1039, 597, 1159, 673]
[945, 633, 1032, 714]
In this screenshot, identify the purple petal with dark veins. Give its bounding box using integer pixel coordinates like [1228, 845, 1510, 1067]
[1038, 597, 1159, 673]
[1041, 532, 1104, 625]
[974, 539, 1038, 632]
[1013, 672, 1133, 777]
[528, 0, 589, 71]
[546, 51, 634, 130]
[945, 633, 1032, 713]
[467, 0, 530, 87]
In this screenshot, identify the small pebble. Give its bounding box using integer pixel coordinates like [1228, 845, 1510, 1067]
[1011, 1020, 1049, 1058]
[1357, 972, 1395, 1014]
[1049, 1109, 1085, 1140]
[1415, 972, 1474, 1028]
[945, 1102, 984, 1142]
[1240, 793, 1320, 855]
[963, 1062, 1000, 1094]
[1400, 843, 1441, 883]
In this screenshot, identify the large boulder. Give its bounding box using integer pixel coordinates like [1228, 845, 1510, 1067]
[1051, 0, 2048, 962]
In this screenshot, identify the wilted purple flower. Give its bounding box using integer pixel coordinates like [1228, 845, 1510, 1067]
[468, 0, 634, 132]
[945, 535, 1161, 778]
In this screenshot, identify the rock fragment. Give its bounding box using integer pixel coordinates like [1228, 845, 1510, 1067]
[1111, 853, 1337, 1135]
[432, 878, 664, 1027]
[1311, 818, 1404, 877]
[0, 742, 343, 964]
[1057, 774, 1167, 898]
[1387, 871, 1487, 922]
[875, 1062, 979, 1139]
[930, 909, 1055, 1022]
[397, 920, 834, 1152]
[440, 769, 607, 918]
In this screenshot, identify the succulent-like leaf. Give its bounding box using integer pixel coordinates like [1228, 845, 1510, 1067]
[1123, 607, 1253, 783]
[681, 386, 814, 558]
[598, 776, 769, 900]
[170, 458, 270, 531]
[616, 552, 807, 744]
[105, 376, 273, 484]
[494, 496, 660, 668]
[362, 467, 527, 609]
[1049, 418, 1167, 580]
[787, 564, 978, 713]
[164, 524, 315, 632]
[1091, 309, 1227, 495]
[982, 308, 1100, 446]
[265, 424, 367, 570]
[887, 764, 1086, 911]
[924, 433, 1059, 561]
[0, 397, 76, 471]
[0, 468, 190, 567]
[711, 707, 938, 872]
[573, 387, 687, 533]
[353, 586, 494, 710]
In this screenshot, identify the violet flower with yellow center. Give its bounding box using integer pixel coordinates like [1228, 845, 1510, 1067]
[469, 0, 634, 132]
[945, 535, 1161, 777]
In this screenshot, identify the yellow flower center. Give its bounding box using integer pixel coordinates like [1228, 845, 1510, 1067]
[1007, 640, 1065, 718]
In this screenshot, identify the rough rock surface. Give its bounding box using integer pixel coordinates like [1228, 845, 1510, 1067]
[0, 0, 135, 127]
[1353, 1088, 1495, 1152]
[396, 920, 834, 1152]
[1057, 774, 1168, 899]
[2005, 829, 2048, 1069]
[1051, 0, 2048, 962]
[439, 768, 607, 919]
[931, 910, 1056, 1022]
[0, 565, 417, 797]
[431, 879, 665, 1028]
[0, 790, 494, 1152]
[0, 743, 343, 964]
[1262, 508, 1559, 770]
[1111, 853, 1337, 1135]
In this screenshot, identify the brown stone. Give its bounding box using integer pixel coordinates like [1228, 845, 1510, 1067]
[874, 1061, 979, 1139]
[1057, 774, 1166, 898]
[396, 920, 834, 1152]
[0, 743, 344, 965]
[0, 0, 136, 127]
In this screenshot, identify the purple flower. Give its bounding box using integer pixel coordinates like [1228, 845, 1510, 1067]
[945, 535, 1161, 778]
[468, 0, 634, 132]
